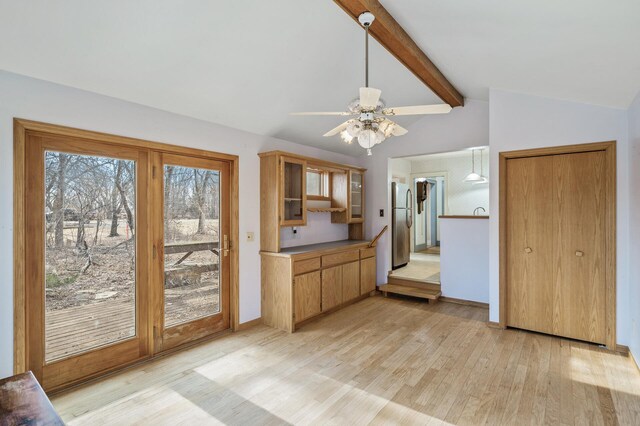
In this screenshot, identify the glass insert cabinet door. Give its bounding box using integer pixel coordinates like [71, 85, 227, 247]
[350, 171, 364, 222]
[24, 134, 150, 392]
[153, 153, 231, 352]
[281, 157, 307, 226]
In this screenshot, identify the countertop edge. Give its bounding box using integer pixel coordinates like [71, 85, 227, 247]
[439, 215, 489, 219]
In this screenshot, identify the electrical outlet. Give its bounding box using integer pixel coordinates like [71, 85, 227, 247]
[246, 232, 255, 242]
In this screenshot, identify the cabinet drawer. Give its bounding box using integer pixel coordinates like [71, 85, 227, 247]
[360, 247, 376, 259]
[322, 250, 359, 268]
[294, 257, 320, 275]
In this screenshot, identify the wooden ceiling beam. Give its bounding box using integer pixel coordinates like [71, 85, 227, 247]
[333, 0, 464, 107]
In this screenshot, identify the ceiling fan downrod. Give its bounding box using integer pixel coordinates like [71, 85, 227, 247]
[358, 12, 375, 88]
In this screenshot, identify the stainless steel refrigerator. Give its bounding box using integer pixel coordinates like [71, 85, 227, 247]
[392, 182, 413, 269]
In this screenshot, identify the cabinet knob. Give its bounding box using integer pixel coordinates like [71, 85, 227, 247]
[575, 250, 584, 257]
[524, 247, 532, 253]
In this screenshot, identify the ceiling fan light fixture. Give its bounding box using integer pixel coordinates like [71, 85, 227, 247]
[340, 130, 354, 144]
[357, 128, 377, 149]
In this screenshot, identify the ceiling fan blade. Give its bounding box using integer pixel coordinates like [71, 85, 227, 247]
[382, 104, 452, 116]
[359, 87, 382, 109]
[290, 111, 353, 116]
[323, 120, 352, 137]
[379, 119, 408, 137]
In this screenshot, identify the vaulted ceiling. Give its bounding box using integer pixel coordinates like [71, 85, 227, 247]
[1, 1, 639, 156]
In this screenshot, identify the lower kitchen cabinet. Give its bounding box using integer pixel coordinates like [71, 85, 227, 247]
[321, 266, 343, 311]
[360, 256, 377, 295]
[342, 261, 361, 302]
[261, 242, 378, 332]
[294, 271, 321, 322]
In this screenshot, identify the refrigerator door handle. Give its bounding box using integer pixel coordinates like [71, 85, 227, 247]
[406, 189, 413, 228]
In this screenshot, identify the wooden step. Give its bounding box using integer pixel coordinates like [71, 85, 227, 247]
[387, 275, 441, 291]
[378, 284, 441, 302]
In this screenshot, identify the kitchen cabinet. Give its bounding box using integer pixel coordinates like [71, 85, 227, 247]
[294, 271, 321, 322]
[260, 240, 377, 332]
[259, 151, 366, 252]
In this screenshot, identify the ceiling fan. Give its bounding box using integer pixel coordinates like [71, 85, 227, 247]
[291, 12, 453, 155]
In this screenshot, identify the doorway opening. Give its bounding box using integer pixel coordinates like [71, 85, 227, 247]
[388, 148, 489, 287]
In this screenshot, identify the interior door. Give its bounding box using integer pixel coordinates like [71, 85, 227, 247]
[552, 151, 606, 343]
[25, 134, 149, 392]
[506, 151, 607, 344]
[506, 156, 555, 335]
[153, 153, 231, 352]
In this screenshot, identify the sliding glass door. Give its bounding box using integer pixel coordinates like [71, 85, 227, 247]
[25, 134, 150, 391]
[152, 153, 230, 352]
[19, 124, 234, 392]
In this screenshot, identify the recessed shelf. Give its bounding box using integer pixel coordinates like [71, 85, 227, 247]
[307, 207, 347, 213]
[284, 198, 302, 202]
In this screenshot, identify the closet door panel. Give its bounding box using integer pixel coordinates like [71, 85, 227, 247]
[553, 151, 606, 344]
[506, 156, 555, 334]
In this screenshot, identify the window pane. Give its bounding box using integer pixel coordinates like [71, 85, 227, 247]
[164, 165, 221, 327]
[306, 171, 321, 196]
[44, 152, 136, 362]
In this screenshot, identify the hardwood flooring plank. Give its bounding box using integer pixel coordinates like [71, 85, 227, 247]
[49, 296, 640, 425]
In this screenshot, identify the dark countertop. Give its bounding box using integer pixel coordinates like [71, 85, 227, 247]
[278, 240, 370, 255]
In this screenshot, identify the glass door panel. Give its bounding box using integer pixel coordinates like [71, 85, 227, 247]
[44, 151, 137, 362]
[282, 158, 306, 225]
[163, 165, 221, 327]
[350, 171, 363, 220]
[156, 153, 230, 351]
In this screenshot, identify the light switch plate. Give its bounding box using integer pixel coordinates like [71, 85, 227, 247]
[246, 232, 255, 242]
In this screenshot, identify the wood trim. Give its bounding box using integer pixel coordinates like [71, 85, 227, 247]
[498, 141, 616, 349]
[487, 321, 506, 330]
[332, 0, 464, 107]
[439, 296, 489, 309]
[230, 156, 240, 331]
[615, 344, 629, 355]
[236, 317, 262, 331]
[258, 150, 366, 173]
[14, 119, 239, 162]
[439, 215, 489, 219]
[13, 119, 27, 374]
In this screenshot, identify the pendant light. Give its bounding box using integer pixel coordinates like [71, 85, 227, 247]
[472, 148, 489, 185]
[464, 149, 483, 182]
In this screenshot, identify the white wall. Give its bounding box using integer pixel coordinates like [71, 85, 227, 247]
[489, 89, 630, 345]
[363, 99, 490, 283]
[0, 71, 363, 378]
[440, 218, 489, 303]
[628, 91, 640, 361]
[410, 151, 490, 215]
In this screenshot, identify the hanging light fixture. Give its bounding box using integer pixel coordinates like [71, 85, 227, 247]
[472, 148, 489, 185]
[464, 149, 483, 182]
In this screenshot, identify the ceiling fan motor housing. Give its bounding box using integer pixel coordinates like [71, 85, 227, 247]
[358, 12, 375, 27]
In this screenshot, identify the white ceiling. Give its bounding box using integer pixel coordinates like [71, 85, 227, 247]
[1, 1, 639, 157]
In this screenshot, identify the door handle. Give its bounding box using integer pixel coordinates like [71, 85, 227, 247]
[575, 250, 584, 257]
[223, 235, 230, 257]
[524, 247, 532, 253]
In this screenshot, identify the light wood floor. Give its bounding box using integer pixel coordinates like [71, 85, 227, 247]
[389, 252, 441, 283]
[51, 296, 640, 425]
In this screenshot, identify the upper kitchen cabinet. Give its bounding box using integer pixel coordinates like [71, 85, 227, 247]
[349, 170, 364, 223]
[259, 151, 367, 253]
[281, 156, 307, 226]
[331, 169, 365, 225]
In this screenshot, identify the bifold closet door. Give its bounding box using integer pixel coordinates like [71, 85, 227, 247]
[506, 150, 607, 345]
[506, 156, 555, 334]
[552, 151, 606, 344]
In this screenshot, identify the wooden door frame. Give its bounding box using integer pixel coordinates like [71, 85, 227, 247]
[498, 141, 616, 349]
[13, 118, 240, 376]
